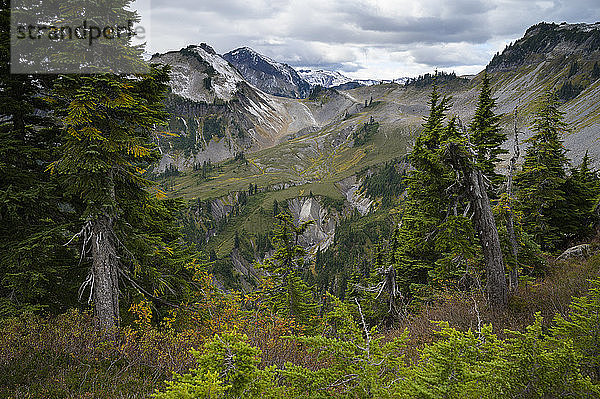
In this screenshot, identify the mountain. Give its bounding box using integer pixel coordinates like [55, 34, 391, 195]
[297, 69, 353, 88]
[354, 79, 381, 86]
[149, 44, 318, 172]
[155, 22, 600, 180]
[157, 22, 600, 186]
[355, 78, 409, 85]
[154, 43, 244, 103]
[488, 22, 600, 72]
[481, 22, 600, 163]
[298, 69, 410, 89]
[221, 47, 409, 95]
[223, 47, 311, 99]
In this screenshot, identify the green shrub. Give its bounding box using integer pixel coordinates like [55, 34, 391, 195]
[154, 332, 283, 399]
[282, 296, 410, 398]
[404, 314, 597, 398]
[552, 278, 600, 381]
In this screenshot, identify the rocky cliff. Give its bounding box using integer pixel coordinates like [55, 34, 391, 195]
[223, 47, 311, 99]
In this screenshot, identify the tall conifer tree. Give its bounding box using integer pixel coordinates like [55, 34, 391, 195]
[516, 93, 570, 251]
[395, 86, 455, 295]
[469, 71, 507, 184]
[561, 152, 600, 243]
[49, 65, 196, 329]
[0, 0, 84, 316]
[397, 82, 508, 309]
[256, 213, 316, 324]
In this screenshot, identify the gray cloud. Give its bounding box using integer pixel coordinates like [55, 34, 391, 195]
[152, 0, 288, 19]
[144, 0, 600, 79]
[409, 44, 491, 68]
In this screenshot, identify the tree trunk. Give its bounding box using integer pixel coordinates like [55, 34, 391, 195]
[594, 200, 600, 235]
[468, 169, 508, 310]
[91, 214, 120, 330]
[506, 108, 521, 292]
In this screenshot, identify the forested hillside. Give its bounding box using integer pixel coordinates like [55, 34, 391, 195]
[2, 1, 600, 396]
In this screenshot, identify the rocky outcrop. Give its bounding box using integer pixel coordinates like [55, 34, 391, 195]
[337, 175, 373, 215]
[287, 197, 338, 255]
[230, 249, 262, 292]
[556, 244, 593, 261]
[210, 192, 241, 221]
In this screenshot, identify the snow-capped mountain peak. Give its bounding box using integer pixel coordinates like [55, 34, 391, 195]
[297, 69, 353, 88]
[223, 47, 310, 98]
[297, 69, 410, 89]
[151, 44, 245, 103]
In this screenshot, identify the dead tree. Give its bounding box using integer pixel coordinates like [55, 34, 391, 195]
[506, 106, 521, 292]
[443, 140, 508, 310]
[354, 264, 405, 325]
[90, 216, 120, 330]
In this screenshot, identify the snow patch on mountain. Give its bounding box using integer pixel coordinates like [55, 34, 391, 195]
[298, 69, 353, 88]
[298, 69, 410, 89]
[223, 47, 310, 98]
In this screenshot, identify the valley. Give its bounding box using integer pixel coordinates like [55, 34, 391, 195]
[151, 23, 600, 291]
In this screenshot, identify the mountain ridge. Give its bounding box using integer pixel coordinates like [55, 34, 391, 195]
[223, 47, 311, 99]
[153, 22, 600, 178]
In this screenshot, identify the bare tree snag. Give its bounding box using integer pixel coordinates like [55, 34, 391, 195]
[467, 168, 508, 309]
[354, 264, 405, 324]
[444, 141, 508, 310]
[506, 106, 521, 292]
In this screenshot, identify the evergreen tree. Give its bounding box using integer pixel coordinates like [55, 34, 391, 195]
[49, 65, 192, 329]
[397, 85, 508, 308]
[516, 93, 570, 251]
[0, 2, 83, 316]
[552, 278, 600, 381]
[441, 124, 508, 309]
[561, 152, 600, 243]
[469, 71, 507, 184]
[395, 87, 471, 297]
[396, 86, 450, 287]
[256, 213, 316, 324]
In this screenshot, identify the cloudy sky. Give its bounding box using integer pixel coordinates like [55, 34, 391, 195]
[141, 0, 600, 80]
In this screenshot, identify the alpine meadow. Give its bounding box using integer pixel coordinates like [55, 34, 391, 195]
[2, 0, 600, 397]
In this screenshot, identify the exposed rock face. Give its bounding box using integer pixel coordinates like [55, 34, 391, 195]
[288, 197, 338, 255]
[556, 244, 592, 261]
[210, 192, 240, 221]
[337, 175, 373, 215]
[488, 22, 600, 72]
[230, 249, 262, 292]
[223, 47, 311, 99]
